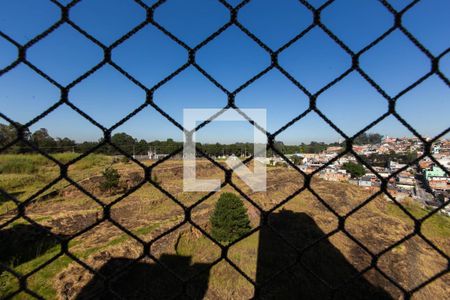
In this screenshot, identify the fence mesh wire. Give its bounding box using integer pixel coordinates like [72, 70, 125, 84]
[0, 0, 449, 299]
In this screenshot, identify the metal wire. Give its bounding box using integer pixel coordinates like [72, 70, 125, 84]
[0, 0, 449, 299]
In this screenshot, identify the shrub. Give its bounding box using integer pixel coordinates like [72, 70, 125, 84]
[100, 167, 121, 192]
[343, 162, 366, 178]
[210, 193, 251, 243]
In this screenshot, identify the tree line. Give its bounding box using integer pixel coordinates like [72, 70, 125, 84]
[0, 123, 384, 157]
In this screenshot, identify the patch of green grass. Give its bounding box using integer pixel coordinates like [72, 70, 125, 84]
[0, 158, 38, 174]
[0, 153, 112, 175]
[0, 222, 162, 299]
[174, 233, 242, 295]
[0, 154, 58, 174]
[0, 174, 35, 191]
[0, 268, 19, 298]
[0, 245, 65, 299]
[421, 212, 450, 238]
[132, 223, 160, 237]
[0, 172, 61, 214]
[23, 255, 72, 299]
[0, 153, 112, 214]
[68, 153, 112, 171]
[51, 152, 79, 164]
[0, 173, 58, 194]
[0, 201, 16, 215]
[386, 202, 450, 238]
[176, 235, 216, 257]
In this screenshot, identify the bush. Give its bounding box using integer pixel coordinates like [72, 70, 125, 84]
[343, 162, 366, 178]
[210, 193, 251, 243]
[100, 167, 121, 192]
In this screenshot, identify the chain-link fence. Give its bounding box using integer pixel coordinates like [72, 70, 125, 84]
[0, 0, 449, 299]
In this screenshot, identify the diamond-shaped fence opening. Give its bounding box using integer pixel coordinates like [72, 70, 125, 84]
[279, 26, 352, 94]
[196, 25, 271, 91]
[0, 0, 60, 45]
[69, 64, 147, 128]
[321, 0, 393, 52]
[153, 0, 229, 47]
[401, 0, 450, 56]
[0, 0, 449, 299]
[69, 0, 147, 46]
[238, 0, 313, 50]
[232, 159, 305, 210]
[153, 154, 226, 206]
[112, 24, 189, 88]
[316, 71, 389, 137]
[359, 29, 431, 97]
[153, 66, 229, 125]
[27, 23, 104, 86]
[0, 64, 60, 124]
[110, 182, 186, 241]
[235, 69, 310, 131]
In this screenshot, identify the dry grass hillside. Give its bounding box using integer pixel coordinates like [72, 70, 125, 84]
[0, 154, 449, 299]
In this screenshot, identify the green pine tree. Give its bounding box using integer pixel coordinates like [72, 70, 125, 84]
[100, 166, 120, 192]
[210, 193, 251, 243]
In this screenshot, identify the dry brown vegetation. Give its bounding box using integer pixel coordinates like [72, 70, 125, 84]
[0, 156, 449, 299]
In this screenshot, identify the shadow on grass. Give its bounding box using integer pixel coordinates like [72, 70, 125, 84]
[75, 210, 393, 299]
[76, 254, 211, 300]
[0, 224, 62, 267]
[255, 210, 392, 299]
[0, 191, 22, 205]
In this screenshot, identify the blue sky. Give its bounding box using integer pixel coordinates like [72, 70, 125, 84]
[0, 0, 449, 144]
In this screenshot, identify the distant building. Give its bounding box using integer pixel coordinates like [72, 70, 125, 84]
[148, 150, 169, 160]
[325, 146, 343, 154]
[388, 161, 406, 172]
[372, 167, 390, 178]
[424, 165, 449, 191]
[397, 176, 414, 186]
[319, 171, 350, 182]
[424, 166, 446, 180]
[428, 177, 449, 191]
[358, 176, 374, 187]
[419, 159, 433, 170]
[436, 156, 450, 169]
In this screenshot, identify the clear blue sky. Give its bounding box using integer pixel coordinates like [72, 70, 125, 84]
[0, 0, 449, 144]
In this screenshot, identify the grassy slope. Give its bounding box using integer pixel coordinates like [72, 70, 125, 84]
[0, 153, 113, 214]
[386, 202, 450, 238]
[0, 222, 161, 299]
[0, 155, 449, 299]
